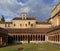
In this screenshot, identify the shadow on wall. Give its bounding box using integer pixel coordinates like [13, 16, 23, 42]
[8, 35, 14, 44]
[8, 35, 22, 45]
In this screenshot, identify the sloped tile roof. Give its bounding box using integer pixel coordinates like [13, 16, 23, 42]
[13, 17, 36, 20]
[6, 28, 50, 34]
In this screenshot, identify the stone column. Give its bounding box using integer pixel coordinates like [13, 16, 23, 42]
[54, 35, 55, 41]
[25, 35, 27, 41]
[41, 35, 43, 41]
[0, 37, 2, 45]
[16, 35, 18, 41]
[55, 35, 57, 42]
[57, 34, 58, 42]
[37, 35, 38, 41]
[20, 35, 22, 41]
[43, 35, 45, 41]
[15, 35, 17, 41]
[19, 35, 21, 41]
[24, 35, 26, 41]
[40, 35, 41, 41]
[21, 35, 23, 41]
[58, 34, 59, 42]
[26, 34, 28, 41]
[42, 35, 43, 41]
[17, 35, 18, 41]
[45, 35, 48, 42]
[32, 35, 33, 41]
[55, 35, 56, 42]
[59, 33, 60, 43]
[53, 36, 54, 41]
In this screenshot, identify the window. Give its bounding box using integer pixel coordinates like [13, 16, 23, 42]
[25, 24, 27, 27]
[31, 24, 33, 27]
[58, 13, 60, 16]
[20, 24, 22, 27]
[28, 22, 30, 25]
[14, 24, 16, 26]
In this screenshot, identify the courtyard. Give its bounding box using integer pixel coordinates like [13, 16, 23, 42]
[0, 43, 60, 51]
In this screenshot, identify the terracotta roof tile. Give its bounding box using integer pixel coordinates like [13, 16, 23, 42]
[51, 11, 60, 18]
[47, 25, 60, 33]
[0, 22, 12, 24]
[13, 17, 36, 20]
[6, 28, 50, 34]
[0, 28, 8, 34]
[36, 22, 51, 24]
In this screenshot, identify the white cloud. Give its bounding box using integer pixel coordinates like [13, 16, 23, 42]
[5, 18, 12, 22]
[18, 2, 25, 6]
[0, 0, 60, 21]
[22, 7, 30, 13]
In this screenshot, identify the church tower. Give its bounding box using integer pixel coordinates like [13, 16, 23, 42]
[22, 12, 27, 20]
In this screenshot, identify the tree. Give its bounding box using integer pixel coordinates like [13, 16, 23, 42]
[1, 15, 5, 22]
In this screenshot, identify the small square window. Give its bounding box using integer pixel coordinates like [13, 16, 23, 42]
[31, 24, 33, 27]
[25, 24, 27, 27]
[14, 24, 16, 26]
[28, 22, 30, 25]
[20, 24, 22, 27]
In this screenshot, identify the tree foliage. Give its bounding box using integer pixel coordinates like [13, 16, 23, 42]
[1, 15, 5, 22]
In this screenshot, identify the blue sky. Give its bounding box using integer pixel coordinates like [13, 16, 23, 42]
[43, 0, 54, 4]
[0, 0, 60, 21]
[17, 0, 28, 3]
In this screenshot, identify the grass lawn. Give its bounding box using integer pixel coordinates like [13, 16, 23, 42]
[0, 43, 60, 51]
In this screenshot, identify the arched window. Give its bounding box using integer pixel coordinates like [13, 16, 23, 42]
[25, 24, 27, 27]
[28, 22, 30, 25]
[58, 13, 60, 16]
[20, 24, 22, 27]
[14, 24, 16, 26]
[31, 24, 33, 27]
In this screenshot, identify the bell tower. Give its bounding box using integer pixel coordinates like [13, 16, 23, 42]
[22, 12, 27, 20]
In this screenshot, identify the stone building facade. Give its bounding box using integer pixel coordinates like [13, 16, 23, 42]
[0, 2, 60, 44]
[0, 28, 8, 46]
